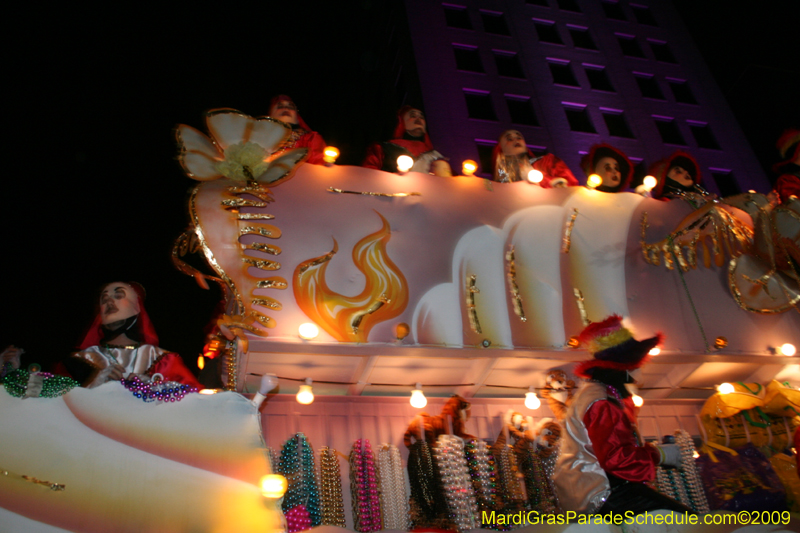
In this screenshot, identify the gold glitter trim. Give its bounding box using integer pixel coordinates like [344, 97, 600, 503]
[253, 313, 277, 328]
[728, 258, 800, 314]
[562, 208, 578, 254]
[641, 205, 753, 272]
[252, 297, 283, 311]
[221, 198, 268, 209]
[466, 274, 482, 334]
[226, 184, 274, 203]
[0, 467, 65, 491]
[243, 257, 280, 271]
[297, 245, 337, 275]
[256, 277, 288, 290]
[351, 295, 390, 334]
[189, 186, 243, 313]
[505, 246, 526, 322]
[237, 213, 275, 220]
[246, 242, 282, 256]
[327, 187, 421, 198]
[171, 229, 224, 285]
[573, 288, 590, 326]
[241, 225, 281, 239]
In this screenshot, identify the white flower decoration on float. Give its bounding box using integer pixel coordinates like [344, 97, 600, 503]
[175, 108, 308, 184]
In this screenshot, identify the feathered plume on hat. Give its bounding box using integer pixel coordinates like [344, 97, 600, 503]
[574, 315, 663, 378]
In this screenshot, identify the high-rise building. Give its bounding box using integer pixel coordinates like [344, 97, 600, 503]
[400, 0, 769, 195]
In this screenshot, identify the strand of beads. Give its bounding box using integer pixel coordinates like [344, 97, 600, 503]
[464, 439, 500, 513]
[349, 439, 382, 532]
[494, 443, 525, 511]
[279, 433, 321, 531]
[319, 447, 346, 527]
[121, 375, 197, 402]
[377, 443, 409, 530]
[408, 439, 445, 527]
[676, 430, 710, 513]
[434, 435, 479, 532]
[284, 505, 311, 532]
[2, 369, 79, 399]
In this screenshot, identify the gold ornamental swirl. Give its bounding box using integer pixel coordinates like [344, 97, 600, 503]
[640, 204, 752, 271]
[293, 211, 408, 342]
[241, 225, 281, 239]
[562, 208, 578, 254]
[466, 274, 482, 334]
[505, 246, 526, 322]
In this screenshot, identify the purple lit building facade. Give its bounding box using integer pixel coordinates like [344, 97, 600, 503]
[402, 0, 769, 194]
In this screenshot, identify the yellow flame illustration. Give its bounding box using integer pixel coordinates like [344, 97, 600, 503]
[293, 212, 408, 342]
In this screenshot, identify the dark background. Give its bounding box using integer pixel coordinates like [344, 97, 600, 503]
[2, 2, 796, 375]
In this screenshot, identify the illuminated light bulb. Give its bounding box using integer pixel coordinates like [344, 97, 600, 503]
[692, 450, 700, 459]
[527, 169, 544, 184]
[462, 160, 478, 176]
[410, 383, 427, 408]
[197, 355, 205, 370]
[397, 155, 414, 173]
[298, 322, 319, 340]
[587, 174, 602, 189]
[643, 175, 657, 191]
[322, 146, 340, 164]
[199, 389, 220, 395]
[260, 474, 289, 499]
[632, 394, 643, 407]
[779, 343, 796, 356]
[649, 347, 661, 356]
[296, 378, 314, 405]
[524, 388, 541, 409]
[717, 382, 735, 395]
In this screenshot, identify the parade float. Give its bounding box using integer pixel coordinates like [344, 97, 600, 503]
[1, 109, 798, 532]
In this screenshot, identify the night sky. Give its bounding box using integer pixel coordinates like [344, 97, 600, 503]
[3, 2, 797, 374]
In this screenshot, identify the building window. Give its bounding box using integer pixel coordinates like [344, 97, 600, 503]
[631, 4, 658, 26]
[584, 64, 615, 92]
[711, 169, 740, 197]
[494, 50, 525, 78]
[602, 1, 627, 20]
[568, 25, 598, 50]
[667, 79, 697, 104]
[617, 34, 645, 58]
[505, 95, 539, 126]
[526, 0, 550, 6]
[634, 72, 665, 99]
[689, 121, 720, 150]
[534, 19, 564, 44]
[548, 59, 579, 87]
[443, 4, 473, 30]
[556, 0, 581, 12]
[564, 103, 596, 133]
[475, 140, 497, 176]
[653, 116, 686, 145]
[649, 40, 677, 63]
[481, 10, 511, 35]
[601, 108, 634, 138]
[453, 45, 484, 73]
[464, 90, 497, 121]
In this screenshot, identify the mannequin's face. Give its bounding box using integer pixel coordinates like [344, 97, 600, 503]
[667, 165, 693, 187]
[403, 109, 426, 137]
[595, 156, 621, 187]
[270, 99, 298, 125]
[500, 130, 527, 156]
[100, 282, 140, 325]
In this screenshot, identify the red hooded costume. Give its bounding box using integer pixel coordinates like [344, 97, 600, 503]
[491, 142, 579, 186]
[269, 95, 327, 165]
[70, 282, 202, 389]
[362, 106, 437, 172]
